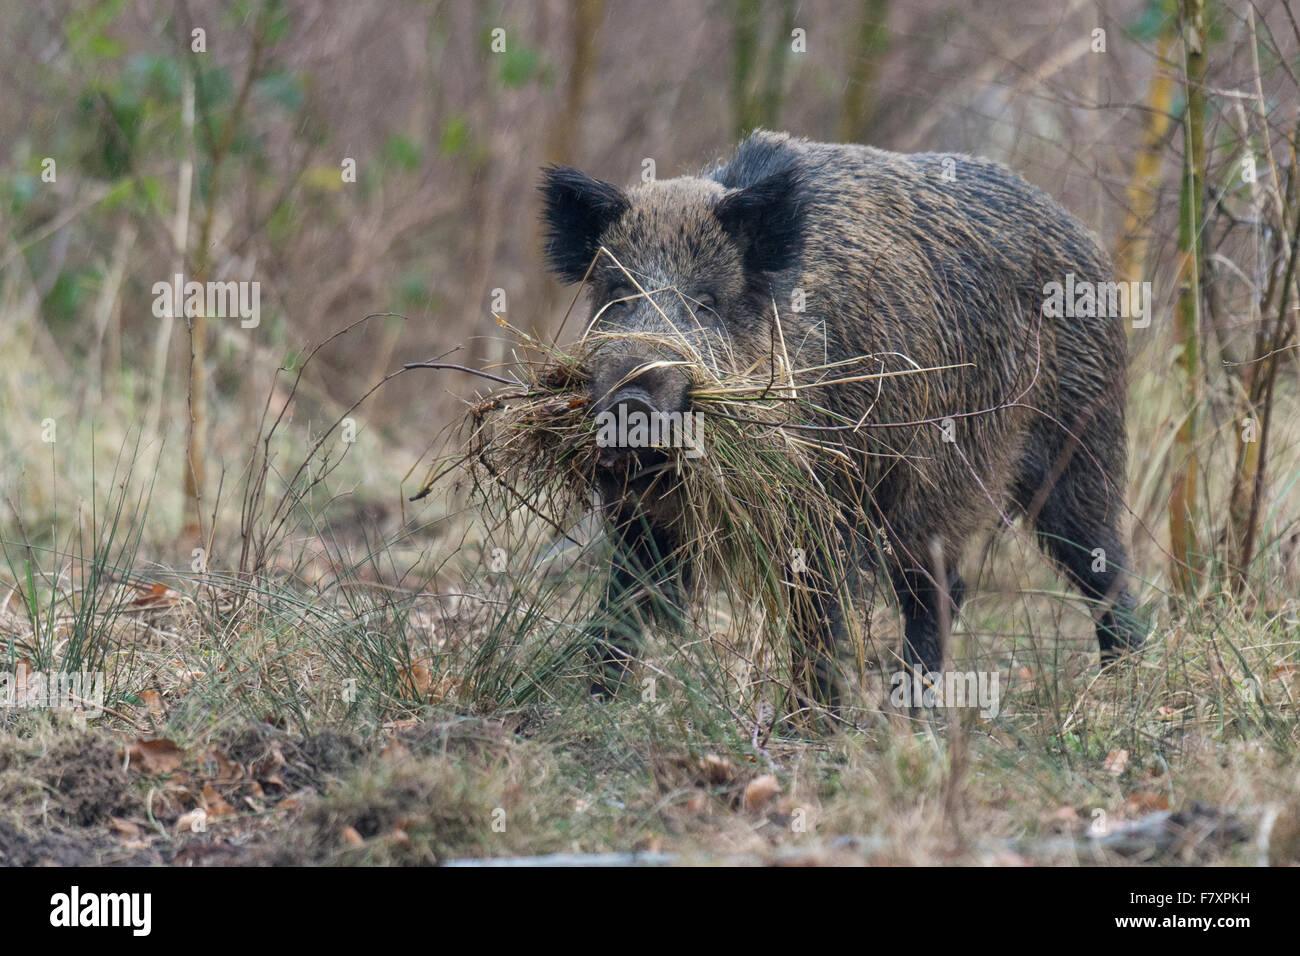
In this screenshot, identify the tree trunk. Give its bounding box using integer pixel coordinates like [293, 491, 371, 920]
[1114, 7, 1176, 286]
[1168, 0, 1208, 597]
[837, 0, 891, 144]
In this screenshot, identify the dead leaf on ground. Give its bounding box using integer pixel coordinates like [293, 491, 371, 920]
[175, 809, 208, 833]
[697, 753, 740, 787]
[1125, 790, 1171, 814]
[1103, 749, 1130, 776]
[201, 748, 244, 786]
[276, 790, 313, 813]
[141, 689, 165, 718]
[132, 582, 180, 610]
[201, 784, 236, 819]
[126, 737, 185, 775]
[109, 817, 142, 839]
[397, 661, 433, 698]
[743, 775, 782, 813]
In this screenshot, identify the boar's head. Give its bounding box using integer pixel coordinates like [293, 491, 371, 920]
[539, 163, 805, 488]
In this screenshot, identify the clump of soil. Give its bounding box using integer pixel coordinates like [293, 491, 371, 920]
[0, 722, 144, 865]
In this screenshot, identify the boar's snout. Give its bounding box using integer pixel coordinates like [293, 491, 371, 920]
[591, 356, 691, 419]
[591, 356, 693, 473]
[607, 384, 659, 422]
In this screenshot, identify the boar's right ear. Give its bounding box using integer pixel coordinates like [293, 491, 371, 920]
[539, 165, 629, 284]
[714, 166, 805, 276]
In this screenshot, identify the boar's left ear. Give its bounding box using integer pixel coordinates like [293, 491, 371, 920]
[539, 165, 629, 284]
[714, 166, 805, 275]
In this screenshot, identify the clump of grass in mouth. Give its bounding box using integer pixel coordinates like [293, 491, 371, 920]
[411, 313, 963, 707]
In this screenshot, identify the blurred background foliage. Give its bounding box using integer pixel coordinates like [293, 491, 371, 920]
[0, 0, 1297, 600]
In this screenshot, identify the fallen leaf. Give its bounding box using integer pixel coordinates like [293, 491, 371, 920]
[201, 784, 236, 818]
[341, 826, 365, 847]
[743, 774, 782, 813]
[141, 690, 165, 718]
[398, 662, 433, 697]
[126, 738, 185, 775]
[132, 582, 179, 610]
[1103, 749, 1130, 775]
[1125, 790, 1171, 814]
[176, 809, 207, 833]
[202, 749, 244, 786]
[697, 753, 739, 787]
[109, 817, 141, 839]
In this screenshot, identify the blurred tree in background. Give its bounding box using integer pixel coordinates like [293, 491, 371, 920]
[1, 0, 1298, 601]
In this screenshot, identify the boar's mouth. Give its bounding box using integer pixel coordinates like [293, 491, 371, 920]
[592, 384, 674, 479]
[590, 383, 684, 503]
[592, 430, 674, 512]
[589, 356, 694, 478]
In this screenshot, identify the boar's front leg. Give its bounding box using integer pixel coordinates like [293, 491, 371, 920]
[786, 533, 858, 717]
[787, 577, 845, 715]
[585, 506, 682, 697]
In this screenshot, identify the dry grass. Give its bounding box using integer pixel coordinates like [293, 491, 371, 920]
[1, 310, 1298, 865]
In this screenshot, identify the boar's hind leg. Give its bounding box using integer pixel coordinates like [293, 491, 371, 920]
[1020, 452, 1145, 662]
[586, 511, 681, 697]
[893, 567, 966, 678]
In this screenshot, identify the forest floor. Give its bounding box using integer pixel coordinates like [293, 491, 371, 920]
[1, 494, 1296, 866]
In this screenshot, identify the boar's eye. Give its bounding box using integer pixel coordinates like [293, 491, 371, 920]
[606, 286, 636, 312]
[689, 291, 717, 316]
